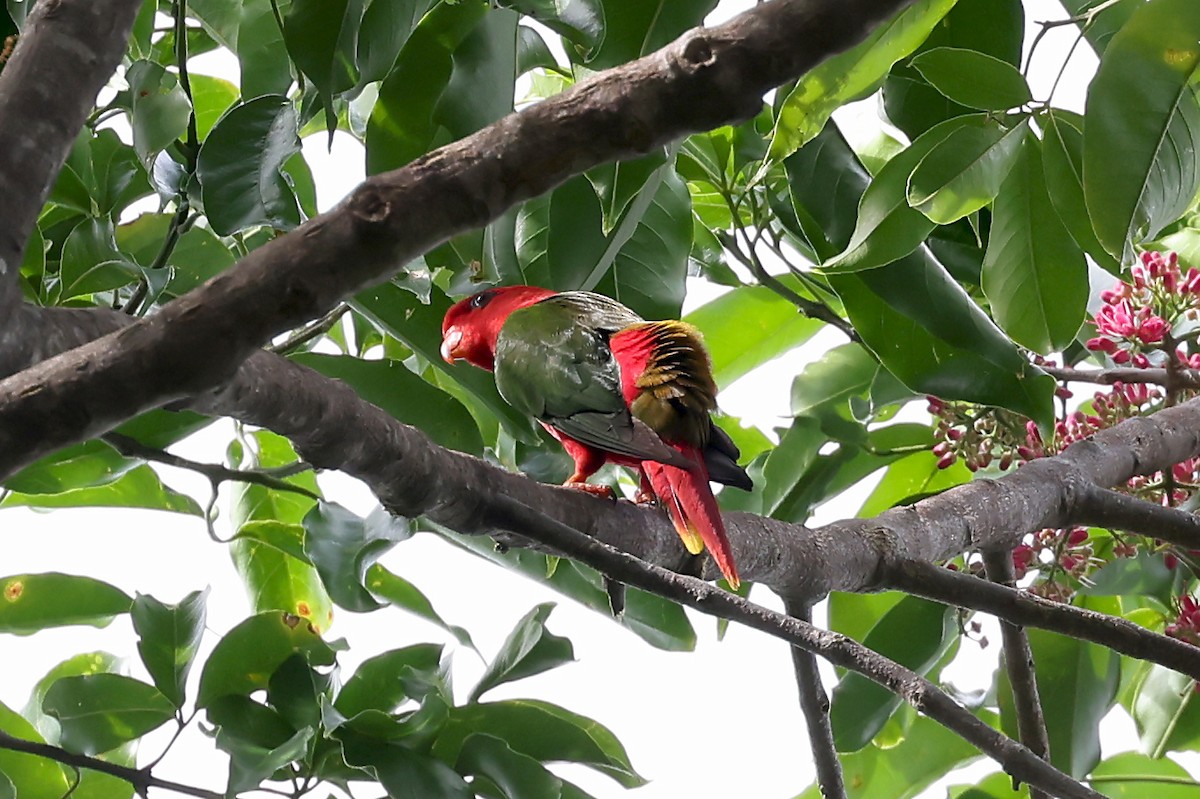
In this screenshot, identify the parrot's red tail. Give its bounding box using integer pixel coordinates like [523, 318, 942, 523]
[644, 447, 740, 590]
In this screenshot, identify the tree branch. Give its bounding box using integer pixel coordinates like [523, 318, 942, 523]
[0, 729, 223, 799]
[983, 551, 1051, 799]
[0, 0, 143, 314]
[1073, 484, 1200, 547]
[0, 0, 920, 479]
[486, 494, 1103, 799]
[883, 559, 1200, 681]
[1042, 365, 1200, 390]
[783, 598, 845, 799]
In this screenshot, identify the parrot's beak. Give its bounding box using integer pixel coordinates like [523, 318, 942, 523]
[440, 328, 464, 364]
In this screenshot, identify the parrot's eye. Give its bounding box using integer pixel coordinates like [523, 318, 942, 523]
[469, 290, 495, 310]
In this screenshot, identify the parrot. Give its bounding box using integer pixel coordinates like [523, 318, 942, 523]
[440, 285, 751, 589]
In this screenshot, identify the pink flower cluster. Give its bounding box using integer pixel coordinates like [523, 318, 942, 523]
[1087, 251, 1200, 362]
[1166, 595, 1200, 646]
[1011, 527, 1094, 585]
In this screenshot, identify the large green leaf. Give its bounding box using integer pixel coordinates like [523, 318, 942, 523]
[334, 643, 444, 718]
[189, 73, 240, 140]
[3, 440, 138, 495]
[432, 699, 645, 787]
[830, 597, 956, 751]
[470, 604, 574, 702]
[766, 0, 956, 164]
[364, 564, 478, 651]
[196, 611, 337, 708]
[982, 130, 1088, 352]
[514, 174, 608, 290]
[196, 95, 301, 234]
[57, 216, 139, 301]
[0, 702, 70, 799]
[500, 0, 603, 61]
[131, 590, 208, 709]
[1, 462, 202, 515]
[365, 1, 488, 174]
[49, 129, 150, 218]
[435, 8, 518, 141]
[906, 117, 1026, 224]
[231, 521, 334, 629]
[456, 733, 567, 798]
[824, 115, 977, 273]
[1089, 752, 1200, 798]
[1040, 109, 1121, 275]
[829, 251, 1055, 426]
[341, 732, 473, 798]
[1131, 663, 1200, 756]
[1083, 0, 1200, 260]
[292, 353, 483, 455]
[999, 598, 1121, 778]
[685, 284, 822, 388]
[284, 0, 364, 104]
[42, 675, 174, 756]
[910, 47, 1030, 111]
[356, 0, 438, 84]
[116, 211, 238, 297]
[0, 573, 131, 634]
[301, 502, 409, 612]
[585, 0, 715, 69]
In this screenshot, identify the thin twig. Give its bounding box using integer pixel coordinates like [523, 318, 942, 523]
[1041, 365, 1200, 390]
[883, 559, 1200, 681]
[0, 730, 223, 799]
[101, 433, 320, 500]
[485, 494, 1103, 799]
[1075, 484, 1200, 550]
[783, 598, 846, 799]
[268, 304, 350, 354]
[983, 550, 1051, 799]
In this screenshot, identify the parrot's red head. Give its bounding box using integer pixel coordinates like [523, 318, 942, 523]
[441, 285, 556, 370]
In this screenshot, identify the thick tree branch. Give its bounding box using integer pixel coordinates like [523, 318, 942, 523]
[1074, 484, 1200, 546]
[783, 598, 845, 799]
[883, 559, 1200, 681]
[487, 495, 1103, 799]
[0, 0, 143, 314]
[0, 729, 222, 799]
[983, 551, 1051, 799]
[0, 0, 920, 479]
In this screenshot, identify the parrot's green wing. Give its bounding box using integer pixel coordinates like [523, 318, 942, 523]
[494, 293, 688, 466]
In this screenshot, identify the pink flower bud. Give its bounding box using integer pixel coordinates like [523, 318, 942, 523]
[1067, 528, 1089, 546]
[937, 452, 957, 470]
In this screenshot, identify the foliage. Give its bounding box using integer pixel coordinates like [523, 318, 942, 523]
[5, 0, 1200, 796]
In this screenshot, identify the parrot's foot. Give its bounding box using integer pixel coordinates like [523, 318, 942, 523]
[633, 488, 656, 505]
[564, 481, 619, 501]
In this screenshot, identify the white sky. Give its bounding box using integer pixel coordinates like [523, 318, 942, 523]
[5, 2, 1193, 799]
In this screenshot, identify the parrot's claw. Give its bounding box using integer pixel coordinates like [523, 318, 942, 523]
[564, 481, 619, 501]
[633, 488, 656, 505]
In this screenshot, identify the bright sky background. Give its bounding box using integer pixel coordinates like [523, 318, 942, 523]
[6, 2, 1189, 799]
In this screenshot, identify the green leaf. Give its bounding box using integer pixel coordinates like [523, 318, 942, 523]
[514, 174, 608, 290]
[131, 590, 208, 709]
[42, 675, 174, 755]
[116, 212, 238, 297]
[500, 0, 603, 61]
[911, 47, 1031, 111]
[22, 652, 122, 742]
[1089, 752, 1200, 798]
[224, 728, 314, 794]
[229, 429, 320, 528]
[334, 643, 444, 718]
[766, 0, 955, 164]
[231, 521, 334, 629]
[856, 449, 969, 518]
[364, 565, 478, 651]
[0, 701, 70, 799]
[301, 503, 409, 612]
[586, 0, 715, 69]
[781, 122, 874, 260]
[284, 0, 364, 104]
[2, 463, 202, 515]
[470, 603, 574, 702]
[824, 115, 977, 273]
[351, 282, 536, 441]
[49, 130, 150, 218]
[125, 60, 192, 167]
[0, 573, 131, 634]
[365, 1, 488, 174]
[684, 284, 822, 387]
[341, 732, 474, 798]
[456, 733, 564, 798]
[189, 73, 241, 140]
[57, 216, 139, 301]
[790, 343, 882, 419]
[592, 168, 692, 319]
[999, 602, 1120, 778]
[356, 0, 438, 84]
[3, 440, 138, 494]
[196, 95, 301, 235]
[435, 8, 518, 141]
[907, 117, 1027, 224]
[982, 130, 1088, 352]
[830, 597, 956, 751]
[828, 251, 1056, 427]
[196, 611, 337, 708]
[1131, 663, 1200, 756]
[432, 699, 644, 787]
[1083, 0, 1200, 259]
[1040, 109, 1121, 275]
[292, 353, 484, 454]
[235, 0, 296, 101]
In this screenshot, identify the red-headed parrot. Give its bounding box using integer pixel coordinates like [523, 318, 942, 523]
[441, 286, 751, 588]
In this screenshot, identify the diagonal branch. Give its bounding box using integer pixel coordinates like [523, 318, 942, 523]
[883, 559, 1200, 681]
[983, 550, 1052, 799]
[1073, 484, 1200, 546]
[783, 598, 846, 799]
